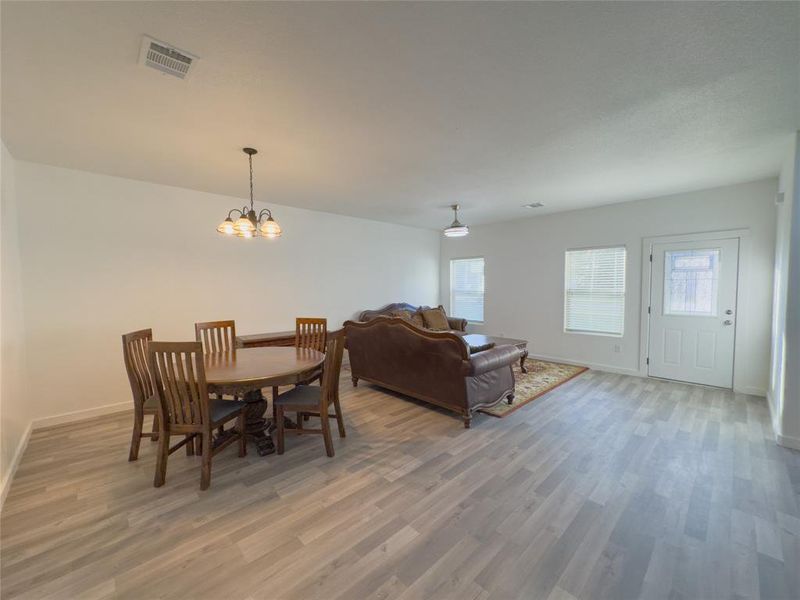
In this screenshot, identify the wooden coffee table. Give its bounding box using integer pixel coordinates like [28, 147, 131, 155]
[462, 334, 529, 373]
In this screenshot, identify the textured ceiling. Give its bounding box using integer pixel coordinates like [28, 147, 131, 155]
[2, 1, 798, 228]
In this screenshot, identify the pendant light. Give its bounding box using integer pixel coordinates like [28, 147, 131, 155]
[443, 204, 469, 238]
[217, 148, 282, 239]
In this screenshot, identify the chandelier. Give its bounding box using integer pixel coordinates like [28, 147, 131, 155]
[217, 148, 282, 239]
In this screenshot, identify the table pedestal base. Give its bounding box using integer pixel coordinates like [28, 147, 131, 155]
[242, 389, 275, 456]
[205, 346, 325, 457]
[212, 390, 298, 456]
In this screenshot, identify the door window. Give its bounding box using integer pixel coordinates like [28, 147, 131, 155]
[663, 249, 720, 316]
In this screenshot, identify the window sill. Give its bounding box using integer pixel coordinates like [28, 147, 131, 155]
[564, 330, 623, 338]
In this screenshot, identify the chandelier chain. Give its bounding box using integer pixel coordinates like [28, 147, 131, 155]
[248, 153, 254, 211]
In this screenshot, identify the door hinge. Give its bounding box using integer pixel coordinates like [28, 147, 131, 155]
[649, 253, 653, 262]
[646, 357, 650, 365]
[648, 306, 651, 314]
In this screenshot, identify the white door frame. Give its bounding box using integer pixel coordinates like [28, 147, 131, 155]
[638, 228, 751, 388]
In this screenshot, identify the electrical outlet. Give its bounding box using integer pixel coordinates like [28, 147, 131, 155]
[613, 344, 621, 353]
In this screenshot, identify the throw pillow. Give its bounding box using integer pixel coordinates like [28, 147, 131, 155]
[390, 309, 426, 329]
[421, 306, 449, 330]
[409, 310, 425, 329]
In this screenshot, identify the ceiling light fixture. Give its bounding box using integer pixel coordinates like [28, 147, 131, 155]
[523, 202, 545, 209]
[217, 148, 282, 239]
[443, 204, 469, 238]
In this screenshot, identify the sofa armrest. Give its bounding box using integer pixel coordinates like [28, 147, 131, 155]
[447, 316, 468, 331]
[466, 344, 521, 376]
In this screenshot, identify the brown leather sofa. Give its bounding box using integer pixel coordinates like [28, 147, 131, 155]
[359, 302, 468, 332]
[344, 317, 521, 428]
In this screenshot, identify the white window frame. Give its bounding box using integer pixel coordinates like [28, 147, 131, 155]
[449, 256, 485, 324]
[563, 245, 626, 337]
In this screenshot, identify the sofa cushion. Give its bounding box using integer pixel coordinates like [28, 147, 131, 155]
[469, 341, 496, 354]
[421, 306, 450, 330]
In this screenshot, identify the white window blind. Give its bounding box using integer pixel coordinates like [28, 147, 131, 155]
[564, 246, 626, 336]
[450, 257, 484, 322]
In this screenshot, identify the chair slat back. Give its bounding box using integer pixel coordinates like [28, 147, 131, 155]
[147, 341, 210, 428]
[296, 317, 327, 353]
[320, 331, 345, 407]
[122, 329, 154, 407]
[195, 320, 236, 354]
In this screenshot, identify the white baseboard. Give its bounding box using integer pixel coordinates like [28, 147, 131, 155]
[1, 402, 132, 510]
[776, 431, 800, 451]
[528, 353, 640, 377]
[733, 386, 767, 397]
[532, 354, 770, 400]
[32, 401, 131, 430]
[0, 421, 32, 510]
[765, 391, 800, 450]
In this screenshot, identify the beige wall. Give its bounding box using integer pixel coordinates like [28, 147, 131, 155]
[440, 179, 778, 396]
[1, 142, 30, 500]
[6, 160, 439, 449]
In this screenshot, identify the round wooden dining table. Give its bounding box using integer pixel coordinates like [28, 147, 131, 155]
[204, 346, 325, 456]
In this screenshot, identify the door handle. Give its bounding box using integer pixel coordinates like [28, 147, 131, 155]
[723, 320, 733, 326]
[725, 309, 733, 315]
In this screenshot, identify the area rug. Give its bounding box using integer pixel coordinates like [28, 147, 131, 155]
[479, 358, 588, 417]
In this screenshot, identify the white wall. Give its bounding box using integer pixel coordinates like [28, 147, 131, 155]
[11, 161, 440, 428]
[769, 132, 800, 449]
[1, 142, 31, 501]
[440, 179, 778, 395]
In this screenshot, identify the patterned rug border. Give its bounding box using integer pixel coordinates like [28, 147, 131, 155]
[479, 361, 589, 418]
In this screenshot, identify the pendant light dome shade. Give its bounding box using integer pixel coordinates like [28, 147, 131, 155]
[259, 216, 282, 238]
[217, 217, 235, 235]
[234, 215, 256, 233]
[443, 204, 469, 238]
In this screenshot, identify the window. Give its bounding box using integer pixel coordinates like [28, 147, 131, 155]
[450, 257, 484, 322]
[663, 248, 720, 316]
[564, 246, 626, 336]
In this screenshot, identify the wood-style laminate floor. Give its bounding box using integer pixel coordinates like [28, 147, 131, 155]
[2, 371, 799, 600]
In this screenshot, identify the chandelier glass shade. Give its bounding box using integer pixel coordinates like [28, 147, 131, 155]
[217, 148, 282, 239]
[443, 204, 469, 238]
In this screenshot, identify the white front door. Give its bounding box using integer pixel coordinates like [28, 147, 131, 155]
[647, 237, 739, 388]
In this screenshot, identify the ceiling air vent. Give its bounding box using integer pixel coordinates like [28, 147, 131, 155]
[138, 36, 198, 79]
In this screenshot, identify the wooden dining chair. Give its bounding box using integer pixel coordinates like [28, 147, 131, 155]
[271, 317, 328, 422]
[196, 320, 239, 441]
[297, 316, 327, 388]
[194, 320, 237, 354]
[122, 328, 159, 462]
[147, 341, 247, 490]
[296, 317, 327, 353]
[275, 330, 346, 457]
